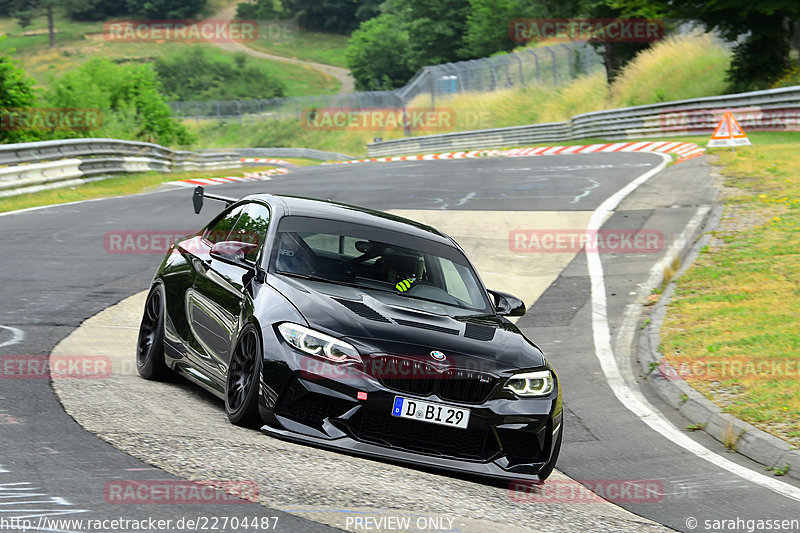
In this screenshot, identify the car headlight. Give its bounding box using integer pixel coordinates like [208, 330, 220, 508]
[277, 323, 361, 363]
[504, 370, 554, 397]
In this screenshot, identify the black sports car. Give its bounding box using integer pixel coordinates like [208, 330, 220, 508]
[137, 188, 562, 481]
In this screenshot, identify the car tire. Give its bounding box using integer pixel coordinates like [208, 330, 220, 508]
[137, 284, 170, 380]
[537, 421, 563, 482]
[225, 324, 263, 428]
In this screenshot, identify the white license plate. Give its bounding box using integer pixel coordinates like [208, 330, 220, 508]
[391, 396, 470, 429]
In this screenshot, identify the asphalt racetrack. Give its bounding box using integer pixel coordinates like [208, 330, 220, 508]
[1, 153, 799, 533]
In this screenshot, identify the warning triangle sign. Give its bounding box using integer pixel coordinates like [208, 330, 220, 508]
[707, 111, 751, 147]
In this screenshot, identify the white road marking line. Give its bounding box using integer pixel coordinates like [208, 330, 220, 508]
[571, 178, 599, 204]
[456, 192, 476, 206]
[0, 325, 24, 349]
[586, 153, 800, 503]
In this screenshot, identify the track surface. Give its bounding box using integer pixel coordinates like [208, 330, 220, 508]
[1, 154, 798, 532]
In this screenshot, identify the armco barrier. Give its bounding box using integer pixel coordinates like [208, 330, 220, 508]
[366, 85, 800, 156]
[0, 138, 242, 196]
[222, 147, 353, 161]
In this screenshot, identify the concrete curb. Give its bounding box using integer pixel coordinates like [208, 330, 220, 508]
[636, 171, 800, 481]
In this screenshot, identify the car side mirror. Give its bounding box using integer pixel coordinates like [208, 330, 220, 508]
[210, 241, 259, 267]
[487, 289, 526, 317]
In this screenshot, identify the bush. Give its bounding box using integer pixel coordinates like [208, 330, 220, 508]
[45, 58, 193, 146]
[0, 46, 40, 143]
[155, 48, 285, 101]
[125, 0, 207, 19]
[236, 0, 281, 19]
[346, 15, 415, 90]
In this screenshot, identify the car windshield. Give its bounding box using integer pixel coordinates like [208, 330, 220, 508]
[270, 216, 491, 313]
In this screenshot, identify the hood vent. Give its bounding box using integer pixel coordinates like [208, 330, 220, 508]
[395, 319, 459, 336]
[333, 298, 391, 323]
[464, 322, 496, 341]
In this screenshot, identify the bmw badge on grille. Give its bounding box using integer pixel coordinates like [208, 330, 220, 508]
[430, 350, 446, 361]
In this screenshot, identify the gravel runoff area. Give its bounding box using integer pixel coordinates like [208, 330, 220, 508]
[51, 292, 674, 533]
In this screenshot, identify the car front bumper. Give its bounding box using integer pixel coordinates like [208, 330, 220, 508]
[259, 366, 562, 482]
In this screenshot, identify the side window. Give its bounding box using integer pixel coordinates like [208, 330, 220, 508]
[228, 203, 270, 263]
[204, 204, 245, 245]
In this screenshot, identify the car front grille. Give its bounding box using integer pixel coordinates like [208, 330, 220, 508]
[368, 355, 497, 404]
[352, 410, 499, 461]
[277, 379, 355, 423]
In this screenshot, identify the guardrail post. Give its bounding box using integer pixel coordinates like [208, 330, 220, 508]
[546, 47, 557, 86]
[428, 69, 435, 108]
[526, 50, 541, 85]
[512, 53, 524, 86]
[559, 43, 574, 80]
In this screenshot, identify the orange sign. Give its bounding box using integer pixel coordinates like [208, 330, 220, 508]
[707, 111, 751, 147]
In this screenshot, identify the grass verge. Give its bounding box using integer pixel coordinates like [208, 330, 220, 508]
[660, 131, 800, 447]
[1, 14, 340, 96]
[245, 28, 350, 68]
[0, 166, 281, 214]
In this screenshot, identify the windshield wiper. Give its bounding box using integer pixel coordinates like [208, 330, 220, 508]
[274, 270, 362, 289]
[275, 271, 487, 313]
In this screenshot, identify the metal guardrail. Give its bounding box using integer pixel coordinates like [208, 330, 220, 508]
[205, 147, 354, 161]
[0, 138, 242, 196]
[366, 85, 800, 156]
[3, 86, 799, 196]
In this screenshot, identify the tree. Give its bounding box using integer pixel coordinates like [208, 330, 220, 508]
[346, 14, 415, 90]
[612, 0, 800, 90]
[404, 0, 471, 68]
[280, 0, 369, 34]
[586, 0, 653, 84]
[65, 0, 133, 21]
[125, 0, 207, 19]
[460, 0, 543, 59]
[0, 45, 40, 143]
[236, 0, 282, 20]
[8, 0, 61, 49]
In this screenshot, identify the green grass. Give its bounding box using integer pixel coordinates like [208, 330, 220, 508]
[0, 165, 280, 213]
[610, 33, 731, 107]
[246, 28, 351, 68]
[661, 132, 800, 447]
[0, 13, 340, 96]
[185, 115, 370, 157]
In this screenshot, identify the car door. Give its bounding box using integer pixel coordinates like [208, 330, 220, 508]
[189, 202, 271, 379]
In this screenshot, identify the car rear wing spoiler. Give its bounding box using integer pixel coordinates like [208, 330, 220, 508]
[193, 186, 238, 214]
